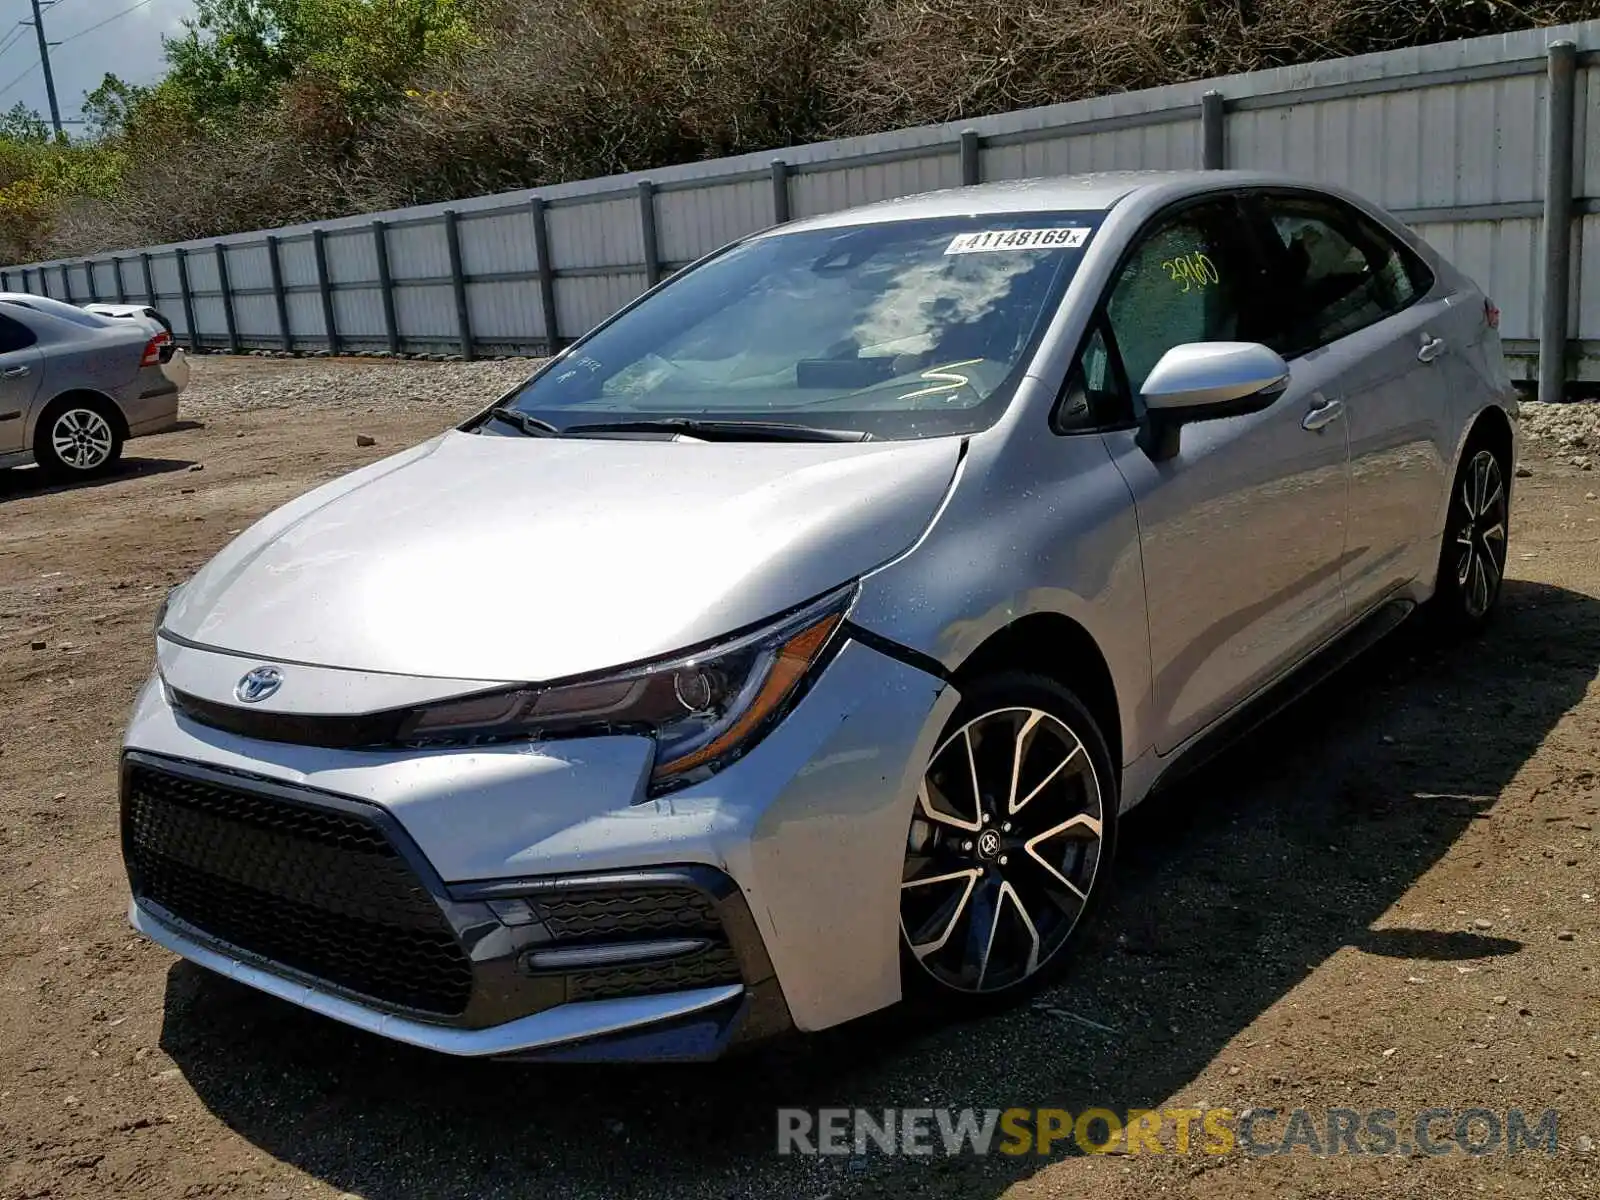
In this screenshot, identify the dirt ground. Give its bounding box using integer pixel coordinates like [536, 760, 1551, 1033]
[1, 358, 1597, 1200]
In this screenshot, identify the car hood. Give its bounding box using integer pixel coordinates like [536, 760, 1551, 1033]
[164, 429, 961, 682]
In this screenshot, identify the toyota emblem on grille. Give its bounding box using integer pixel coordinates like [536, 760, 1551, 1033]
[235, 666, 284, 704]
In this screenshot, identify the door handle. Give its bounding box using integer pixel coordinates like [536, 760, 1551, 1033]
[1417, 333, 1447, 363]
[1302, 397, 1345, 432]
[1, 365, 29, 378]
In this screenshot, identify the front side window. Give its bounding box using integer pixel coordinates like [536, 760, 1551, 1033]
[1056, 320, 1129, 431]
[1251, 195, 1429, 358]
[1104, 199, 1260, 396]
[499, 213, 1102, 440]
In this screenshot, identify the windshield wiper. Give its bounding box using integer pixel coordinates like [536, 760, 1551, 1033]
[561, 418, 870, 443]
[483, 406, 558, 437]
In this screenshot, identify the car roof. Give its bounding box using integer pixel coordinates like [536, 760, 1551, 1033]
[763, 170, 1351, 235]
[0, 292, 117, 328]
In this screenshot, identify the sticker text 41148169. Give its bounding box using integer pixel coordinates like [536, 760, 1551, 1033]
[944, 228, 1092, 254]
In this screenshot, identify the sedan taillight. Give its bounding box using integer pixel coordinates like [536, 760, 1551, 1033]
[140, 331, 172, 367]
[1484, 298, 1501, 330]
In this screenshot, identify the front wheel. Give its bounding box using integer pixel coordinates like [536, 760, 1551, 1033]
[900, 672, 1117, 1008]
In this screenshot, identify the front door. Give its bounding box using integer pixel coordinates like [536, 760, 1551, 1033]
[0, 312, 41, 456]
[1094, 197, 1352, 753]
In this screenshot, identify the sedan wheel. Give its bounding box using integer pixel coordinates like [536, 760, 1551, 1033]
[901, 679, 1112, 999]
[1452, 449, 1508, 620]
[52, 408, 116, 470]
[36, 402, 124, 480]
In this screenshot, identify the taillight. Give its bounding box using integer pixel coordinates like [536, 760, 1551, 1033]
[1484, 298, 1500, 330]
[140, 331, 171, 367]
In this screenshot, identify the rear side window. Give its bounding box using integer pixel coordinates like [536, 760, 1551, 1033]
[0, 311, 36, 353]
[1250, 194, 1433, 358]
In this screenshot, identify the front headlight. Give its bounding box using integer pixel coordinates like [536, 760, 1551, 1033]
[398, 586, 853, 793]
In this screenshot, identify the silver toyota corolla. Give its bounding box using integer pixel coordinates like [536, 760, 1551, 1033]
[123, 171, 1516, 1062]
[0, 293, 188, 480]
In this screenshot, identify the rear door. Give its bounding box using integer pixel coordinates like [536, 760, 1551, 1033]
[0, 311, 42, 455]
[1242, 191, 1454, 613]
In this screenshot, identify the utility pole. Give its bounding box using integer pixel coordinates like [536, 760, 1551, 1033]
[24, 0, 62, 136]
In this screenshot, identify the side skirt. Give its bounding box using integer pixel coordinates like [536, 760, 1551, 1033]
[1146, 596, 1415, 797]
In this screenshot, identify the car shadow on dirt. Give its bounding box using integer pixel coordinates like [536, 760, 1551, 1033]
[155, 578, 1600, 1200]
[0, 456, 195, 502]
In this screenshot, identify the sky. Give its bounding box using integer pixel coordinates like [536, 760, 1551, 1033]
[0, 0, 195, 130]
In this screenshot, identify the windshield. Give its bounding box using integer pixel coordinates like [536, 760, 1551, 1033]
[496, 212, 1102, 440]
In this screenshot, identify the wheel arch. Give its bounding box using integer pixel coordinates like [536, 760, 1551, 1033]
[1434, 403, 1516, 542]
[950, 612, 1123, 776]
[1464, 403, 1514, 471]
[31, 387, 129, 445]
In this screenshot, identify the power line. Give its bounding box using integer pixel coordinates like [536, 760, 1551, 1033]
[0, 24, 29, 63]
[57, 0, 153, 47]
[0, 0, 157, 119]
[0, 58, 40, 104]
[0, 0, 157, 122]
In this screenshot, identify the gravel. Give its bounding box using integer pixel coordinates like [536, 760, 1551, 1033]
[1520, 399, 1600, 451]
[179, 355, 541, 418]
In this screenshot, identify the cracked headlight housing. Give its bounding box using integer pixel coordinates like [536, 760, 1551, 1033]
[397, 586, 852, 793]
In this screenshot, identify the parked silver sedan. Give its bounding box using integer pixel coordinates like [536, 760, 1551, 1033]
[124, 171, 1515, 1062]
[0, 293, 188, 481]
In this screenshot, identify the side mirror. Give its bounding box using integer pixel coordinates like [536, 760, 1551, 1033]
[1137, 342, 1290, 461]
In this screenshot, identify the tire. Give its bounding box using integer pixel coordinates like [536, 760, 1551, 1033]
[1429, 439, 1509, 635]
[34, 396, 124, 482]
[899, 671, 1118, 1011]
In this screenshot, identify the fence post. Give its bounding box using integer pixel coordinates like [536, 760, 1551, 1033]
[266, 235, 292, 353]
[441, 209, 473, 359]
[140, 252, 155, 306]
[113, 257, 127, 303]
[312, 228, 339, 355]
[528, 197, 559, 356]
[175, 248, 198, 351]
[371, 219, 400, 355]
[84, 260, 99, 302]
[1539, 40, 1577, 406]
[0, 269, 9, 290]
[770, 159, 790, 224]
[637, 180, 661, 288]
[960, 129, 982, 186]
[59, 264, 72, 303]
[214, 243, 240, 354]
[1201, 91, 1226, 170]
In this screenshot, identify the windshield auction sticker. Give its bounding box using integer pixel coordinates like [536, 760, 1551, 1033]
[944, 227, 1092, 254]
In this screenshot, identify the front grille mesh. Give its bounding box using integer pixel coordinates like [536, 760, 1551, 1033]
[570, 946, 743, 1002]
[535, 888, 723, 941]
[123, 761, 473, 1017]
[533, 885, 742, 999]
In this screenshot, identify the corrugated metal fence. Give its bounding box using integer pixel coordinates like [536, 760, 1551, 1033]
[6, 19, 1600, 398]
